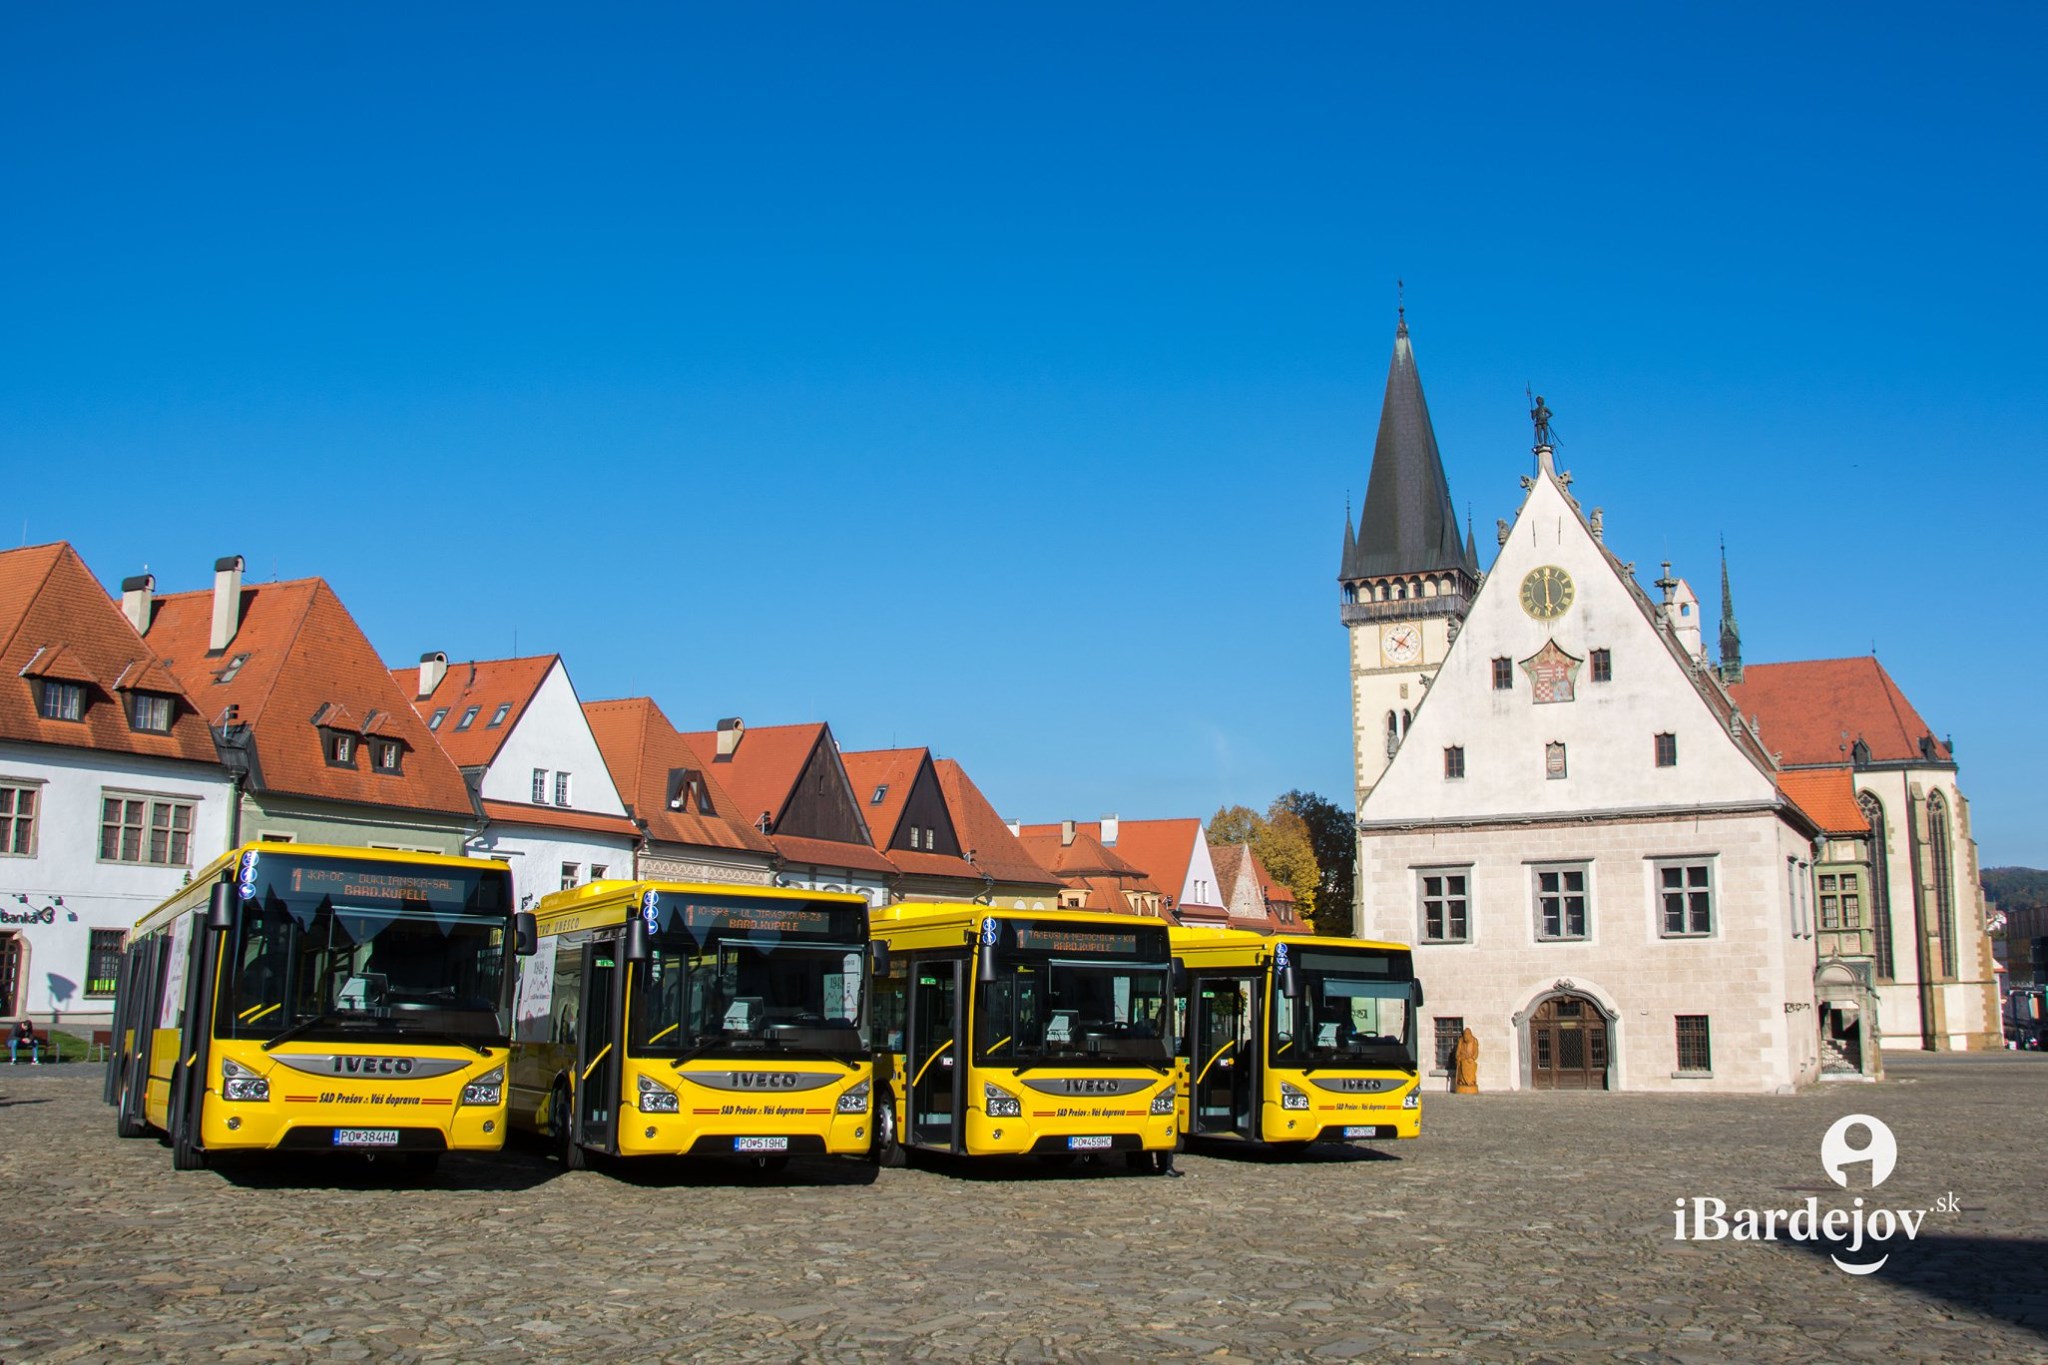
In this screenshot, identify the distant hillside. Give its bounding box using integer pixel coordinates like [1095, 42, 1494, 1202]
[1984, 867, 2048, 914]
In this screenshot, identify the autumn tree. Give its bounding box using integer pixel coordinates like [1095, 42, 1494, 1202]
[1274, 790, 1355, 938]
[1205, 801, 1322, 927]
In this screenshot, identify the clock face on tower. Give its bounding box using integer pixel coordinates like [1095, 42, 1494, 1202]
[1382, 625, 1422, 665]
[1520, 565, 1576, 620]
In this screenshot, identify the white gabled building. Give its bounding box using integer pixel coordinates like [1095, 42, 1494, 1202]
[394, 655, 639, 909]
[1351, 391, 1836, 1093]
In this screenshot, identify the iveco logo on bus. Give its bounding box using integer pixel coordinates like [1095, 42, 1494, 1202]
[331, 1056, 415, 1076]
[731, 1072, 803, 1090]
[1057, 1078, 1124, 1095]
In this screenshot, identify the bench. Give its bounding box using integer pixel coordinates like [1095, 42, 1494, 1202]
[89, 1030, 113, 1062]
[7, 1023, 54, 1065]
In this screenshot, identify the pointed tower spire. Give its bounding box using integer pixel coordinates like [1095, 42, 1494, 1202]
[1465, 506, 1478, 565]
[1339, 313, 1477, 582]
[1718, 538, 1743, 684]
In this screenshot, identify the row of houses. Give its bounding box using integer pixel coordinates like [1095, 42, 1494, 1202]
[0, 542, 1300, 1024]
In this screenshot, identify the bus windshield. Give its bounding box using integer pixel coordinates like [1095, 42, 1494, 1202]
[1272, 947, 1418, 1072]
[976, 920, 1174, 1067]
[630, 890, 870, 1058]
[217, 855, 514, 1046]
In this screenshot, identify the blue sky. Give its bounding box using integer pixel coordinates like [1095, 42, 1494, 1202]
[5, 5, 2044, 865]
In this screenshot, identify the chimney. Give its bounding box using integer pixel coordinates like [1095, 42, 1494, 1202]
[1005, 819, 1020, 836]
[1061, 819, 1076, 846]
[417, 652, 448, 698]
[210, 555, 246, 654]
[1100, 814, 1119, 846]
[120, 573, 155, 635]
[716, 717, 745, 759]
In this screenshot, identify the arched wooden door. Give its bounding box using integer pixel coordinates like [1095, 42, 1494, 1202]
[1529, 993, 1608, 1090]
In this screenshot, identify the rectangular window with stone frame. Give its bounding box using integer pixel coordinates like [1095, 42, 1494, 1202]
[1656, 860, 1713, 936]
[1533, 864, 1589, 940]
[1443, 746, 1465, 780]
[0, 782, 38, 856]
[1591, 648, 1612, 683]
[99, 793, 194, 866]
[1491, 657, 1513, 690]
[1433, 1017, 1465, 1074]
[1655, 732, 1678, 767]
[1419, 869, 1470, 943]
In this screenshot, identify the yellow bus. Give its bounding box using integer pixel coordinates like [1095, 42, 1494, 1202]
[1171, 927, 1422, 1152]
[868, 903, 1179, 1170]
[510, 881, 877, 1171]
[106, 842, 531, 1173]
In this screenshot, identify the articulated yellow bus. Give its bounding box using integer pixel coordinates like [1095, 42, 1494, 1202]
[107, 843, 530, 1172]
[1171, 927, 1422, 1151]
[868, 903, 1179, 1170]
[510, 882, 876, 1171]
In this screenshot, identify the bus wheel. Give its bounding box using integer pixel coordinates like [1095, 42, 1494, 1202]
[872, 1100, 906, 1168]
[552, 1083, 586, 1171]
[114, 1073, 147, 1140]
[171, 1128, 206, 1171]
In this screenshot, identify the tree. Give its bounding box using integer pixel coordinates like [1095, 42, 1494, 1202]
[1275, 789, 1355, 937]
[1208, 804, 1263, 847]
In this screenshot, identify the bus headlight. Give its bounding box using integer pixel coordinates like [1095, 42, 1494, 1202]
[837, 1079, 871, 1115]
[1279, 1082, 1311, 1111]
[1402, 1090, 1420, 1110]
[220, 1056, 269, 1102]
[461, 1066, 505, 1108]
[983, 1081, 1023, 1118]
[1150, 1084, 1177, 1116]
[636, 1073, 679, 1114]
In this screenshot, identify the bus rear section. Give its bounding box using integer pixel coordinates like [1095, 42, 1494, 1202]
[1175, 928, 1422, 1151]
[870, 906, 1179, 1170]
[510, 883, 877, 1170]
[107, 844, 530, 1172]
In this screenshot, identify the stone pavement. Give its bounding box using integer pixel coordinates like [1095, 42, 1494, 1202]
[0, 1053, 2043, 1362]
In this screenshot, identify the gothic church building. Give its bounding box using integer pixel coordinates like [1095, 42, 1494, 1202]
[1341, 321, 1998, 1092]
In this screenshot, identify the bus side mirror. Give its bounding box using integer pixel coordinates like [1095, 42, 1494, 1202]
[205, 882, 236, 933]
[623, 917, 650, 963]
[1279, 962, 1300, 1000]
[514, 912, 538, 958]
[868, 942, 891, 978]
[1412, 979, 1426, 1009]
[1170, 959, 1186, 994]
[978, 940, 997, 984]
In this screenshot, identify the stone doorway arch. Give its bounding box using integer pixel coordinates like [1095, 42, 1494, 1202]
[1520, 985, 1614, 1090]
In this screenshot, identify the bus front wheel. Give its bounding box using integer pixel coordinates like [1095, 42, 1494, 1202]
[171, 1127, 206, 1171]
[114, 1069, 148, 1140]
[552, 1082, 586, 1171]
[872, 1099, 906, 1168]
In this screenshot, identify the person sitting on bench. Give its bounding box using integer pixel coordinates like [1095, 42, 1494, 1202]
[9, 1019, 42, 1065]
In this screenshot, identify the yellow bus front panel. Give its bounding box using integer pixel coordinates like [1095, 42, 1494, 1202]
[191, 1041, 510, 1155]
[962, 1066, 1177, 1157]
[1260, 1069, 1420, 1144]
[615, 1059, 875, 1159]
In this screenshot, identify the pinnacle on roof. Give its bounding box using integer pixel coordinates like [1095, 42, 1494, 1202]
[1339, 316, 1478, 582]
[1718, 538, 1742, 684]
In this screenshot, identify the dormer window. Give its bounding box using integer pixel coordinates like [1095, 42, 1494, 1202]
[428, 707, 448, 730]
[129, 692, 175, 733]
[488, 703, 511, 728]
[372, 740, 402, 773]
[329, 732, 357, 766]
[455, 706, 480, 731]
[37, 680, 86, 722]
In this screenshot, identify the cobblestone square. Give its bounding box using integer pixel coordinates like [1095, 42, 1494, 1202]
[1, 1053, 2043, 1361]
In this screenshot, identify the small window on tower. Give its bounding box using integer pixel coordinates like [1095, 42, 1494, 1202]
[1492, 657, 1513, 691]
[1591, 649, 1612, 683]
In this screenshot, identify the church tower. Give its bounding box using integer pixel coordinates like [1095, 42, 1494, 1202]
[1339, 314, 1480, 814]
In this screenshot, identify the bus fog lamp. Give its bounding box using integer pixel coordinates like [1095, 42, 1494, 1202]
[983, 1081, 1023, 1118]
[1150, 1084, 1177, 1116]
[1279, 1082, 1311, 1111]
[461, 1066, 505, 1108]
[637, 1073, 679, 1114]
[221, 1056, 269, 1102]
[837, 1079, 871, 1115]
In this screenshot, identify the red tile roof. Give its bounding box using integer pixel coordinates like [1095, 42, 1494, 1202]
[1729, 658, 1950, 768]
[678, 722, 835, 833]
[583, 698, 775, 855]
[1776, 768, 1870, 835]
[932, 759, 1066, 891]
[146, 575, 474, 817]
[838, 748, 926, 849]
[769, 833, 901, 877]
[0, 544, 217, 766]
[392, 656, 557, 768]
[479, 799, 642, 839]
[1019, 818, 1219, 912]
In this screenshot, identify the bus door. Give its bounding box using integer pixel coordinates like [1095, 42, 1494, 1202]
[906, 959, 962, 1150]
[1191, 974, 1257, 1138]
[576, 939, 621, 1154]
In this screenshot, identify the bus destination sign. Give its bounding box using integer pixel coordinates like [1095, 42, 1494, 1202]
[684, 902, 843, 936]
[1011, 925, 1145, 956]
[290, 865, 465, 905]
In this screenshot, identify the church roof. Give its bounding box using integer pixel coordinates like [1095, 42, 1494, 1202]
[1728, 658, 1951, 769]
[1340, 319, 1478, 582]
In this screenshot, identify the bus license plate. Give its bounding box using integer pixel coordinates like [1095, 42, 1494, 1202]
[333, 1128, 400, 1148]
[1341, 1125, 1375, 1139]
[734, 1136, 788, 1153]
[1067, 1135, 1112, 1151]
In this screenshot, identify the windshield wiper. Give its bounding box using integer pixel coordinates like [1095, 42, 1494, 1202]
[389, 1026, 492, 1057]
[262, 1008, 369, 1052]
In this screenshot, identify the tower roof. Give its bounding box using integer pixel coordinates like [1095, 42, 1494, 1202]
[1340, 318, 1478, 581]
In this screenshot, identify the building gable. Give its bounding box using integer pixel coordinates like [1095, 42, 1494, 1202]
[476, 659, 629, 818]
[1365, 471, 1779, 825]
[774, 728, 873, 845]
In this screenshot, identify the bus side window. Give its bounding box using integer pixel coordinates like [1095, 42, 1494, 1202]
[551, 942, 583, 1046]
[871, 964, 907, 1053]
